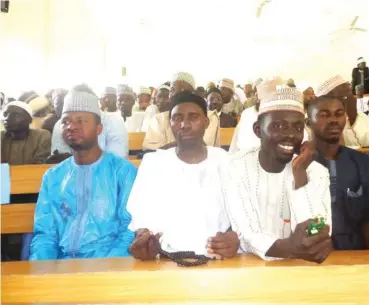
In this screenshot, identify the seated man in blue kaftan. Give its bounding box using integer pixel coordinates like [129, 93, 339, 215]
[29, 88, 137, 260]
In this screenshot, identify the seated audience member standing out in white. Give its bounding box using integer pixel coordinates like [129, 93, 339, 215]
[127, 91, 239, 260]
[224, 84, 333, 263]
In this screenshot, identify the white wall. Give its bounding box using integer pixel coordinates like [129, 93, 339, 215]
[1, 0, 369, 96]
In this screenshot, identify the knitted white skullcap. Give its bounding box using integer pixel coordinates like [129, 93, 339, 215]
[357, 57, 365, 65]
[139, 86, 151, 95]
[101, 86, 116, 97]
[62, 90, 101, 117]
[116, 84, 134, 96]
[218, 78, 235, 91]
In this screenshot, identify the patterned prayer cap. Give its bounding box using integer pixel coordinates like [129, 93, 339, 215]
[101, 86, 116, 97]
[171, 72, 196, 89]
[314, 75, 347, 97]
[139, 86, 151, 95]
[158, 84, 171, 91]
[4, 101, 33, 119]
[258, 87, 304, 116]
[256, 78, 284, 100]
[62, 90, 101, 117]
[357, 57, 365, 65]
[218, 78, 235, 91]
[116, 84, 134, 96]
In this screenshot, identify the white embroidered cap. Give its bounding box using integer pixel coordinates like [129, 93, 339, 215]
[258, 87, 304, 116]
[314, 75, 347, 97]
[139, 86, 151, 95]
[171, 72, 196, 89]
[62, 90, 101, 117]
[218, 78, 235, 91]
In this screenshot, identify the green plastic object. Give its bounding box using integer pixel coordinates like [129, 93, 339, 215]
[307, 216, 326, 236]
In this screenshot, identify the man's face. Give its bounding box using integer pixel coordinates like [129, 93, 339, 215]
[308, 98, 346, 144]
[219, 87, 233, 104]
[170, 81, 193, 97]
[254, 111, 305, 164]
[3, 106, 31, 132]
[170, 102, 209, 147]
[196, 90, 207, 99]
[101, 94, 117, 112]
[138, 94, 151, 111]
[358, 62, 366, 70]
[156, 89, 170, 112]
[244, 84, 253, 95]
[207, 91, 223, 112]
[117, 94, 135, 116]
[61, 112, 102, 151]
[51, 91, 67, 118]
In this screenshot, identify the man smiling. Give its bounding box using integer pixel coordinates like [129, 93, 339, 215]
[224, 85, 333, 263]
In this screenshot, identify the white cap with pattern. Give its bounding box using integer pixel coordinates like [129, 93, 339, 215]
[258, 87, 304, 116]
[314, 75, 347, 97]
[357, 57, 365, 65]
[218, 78, 235, 92]
[101, 86, 116, 97]
[139, 86, 151, 95]
[62, 90, 101, 117]
[171, 72, 195, 89]
[117, 84, 134, 96]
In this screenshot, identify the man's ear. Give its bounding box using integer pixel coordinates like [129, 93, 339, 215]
[97, 123, 103, 136]
[305, 117, 311, 128]
[253, 120, 261, 139]
[204, 116, 210, 129]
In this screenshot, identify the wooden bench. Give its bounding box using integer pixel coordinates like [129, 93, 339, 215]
[2, 251, 369, 304]
[219, 127, 235, 147]
[128, 132, 145, 152]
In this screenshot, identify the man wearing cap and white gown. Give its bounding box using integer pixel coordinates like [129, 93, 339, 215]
[143, 72, 220, 150]
[132, 86, 152, 113]
[51, 85, 128, 159]
[218, 78, 244, 116]
[229, 79, 311, 153]
[315, 75, 369, 147]
[223, 84, 332, 262]
[352, 57, 369, 94]
[117, 85, 146, 132]
[30, 89, 137, 260]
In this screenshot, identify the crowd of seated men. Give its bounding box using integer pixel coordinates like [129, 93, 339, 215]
[1, 64, 369, 263]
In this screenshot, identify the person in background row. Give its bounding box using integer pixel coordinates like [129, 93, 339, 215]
[206, 81, 216, 91]
[49, 84, 128, 163]
[18, 91, 38, 103]
[307, 95, 369, 250]
[207, 87, 237, 128]
[170, 71, 195, 96]
[30, 89, 137, 260]
[1, 101, 51, 164]
[0, 92, 4, 108]
[303, 86, 315, 112]
[355, 85, 369, 115]
[243, 83, 256, 109]
[41, 88, 68, 134]
[135, 86, 152, 112]
[128, 91, 239, 260]
[315, 75, 369, 147]
[218, 78, 244, 116]
[141, 84, 171, 132]
[195, 86, 207, 99]
[352, 57, 369, 94]
[118, 85, 146, 132]
[224, 85, 332, 263]
[143, 72, 220, 150]
[100, 86, 118, 113]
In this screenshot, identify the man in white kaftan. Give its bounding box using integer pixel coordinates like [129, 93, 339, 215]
[224, 85, 333, 263]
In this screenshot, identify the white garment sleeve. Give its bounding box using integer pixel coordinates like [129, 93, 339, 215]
[103, 115, 129, 158]
[142, 115, 167, 150]
[287, 162, 332, 233]
[221, 161, 279, 260]
[126, 153, 162, 234]
[229, 121, 241, 153]
[51, 120, 72, 154]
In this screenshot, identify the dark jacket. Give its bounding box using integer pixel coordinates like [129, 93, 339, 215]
[352, 67, 369, 94]
[315, 147, 369, 250]
[219, 112, 238, 128]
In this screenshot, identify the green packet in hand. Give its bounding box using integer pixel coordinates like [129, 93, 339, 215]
[307, 216, 326, 236]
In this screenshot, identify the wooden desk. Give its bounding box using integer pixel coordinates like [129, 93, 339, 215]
[2, 251, 369, 304]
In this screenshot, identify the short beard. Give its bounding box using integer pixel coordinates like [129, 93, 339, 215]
[68, 140, 96, 151]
